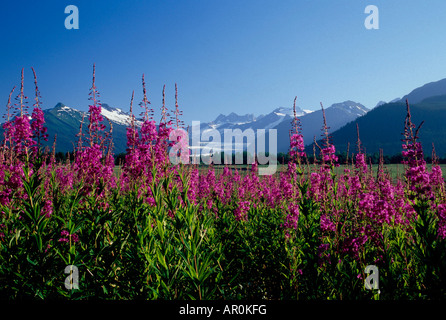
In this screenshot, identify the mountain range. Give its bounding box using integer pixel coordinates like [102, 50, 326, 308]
[39, 103, 131, 154]
[1, 77, 446, 158]
[310, 94, 446, 158]
[309, 77, 446, 157]
[13, 100, 367, 155]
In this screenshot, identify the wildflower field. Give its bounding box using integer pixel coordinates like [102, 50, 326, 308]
[1, 67, 446, 300]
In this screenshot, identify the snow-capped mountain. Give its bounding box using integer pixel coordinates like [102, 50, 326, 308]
[273, 101, 368, 152]
[212, 112, 256, 127]
[204, 105, 310, 132]
[42, 103, 132, 154]
[14, 77, 446, 157]
[329, 101, 368, 115]
[196, 101, 367, 153]
[48, 102, 137, 127]
[100, 103, 144, 126]
[22, 100, 368, 155]
[101, 104, 132, 126]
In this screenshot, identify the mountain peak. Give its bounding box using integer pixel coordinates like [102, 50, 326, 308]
[212, 112, 255, 125]
[54, 102, 66, 108]
[329, 100, 368, 114]
[53, 102, 71, 111]
[272, 107, 292, 116]
[50, 103, 79, 115]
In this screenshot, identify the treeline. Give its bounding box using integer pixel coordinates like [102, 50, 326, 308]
[278, 152, 446, 165]
[52, 150, 446, 166]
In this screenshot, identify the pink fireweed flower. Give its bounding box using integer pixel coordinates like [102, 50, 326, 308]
[140, 120, 157, 145]
[280, 170, 295, 200]
[289, 96, 306, 162]
[262, 174, 282, 208]
[286, 161, 299, 184]
[309, 172, 322, 198]
[430, 165, 444, 189]
[355, 153, 367, 174]
[222, 166, 231, 177]
[42, 199, 53, 218]
[75, 144, 116, 195]
[289, 133, 305, 160]
[0, 188, 12, 206]
[341, 234, 368, 260]
[234, 200, 250, 221]
[126, 126, 139, 150]
[283, 202, 299, 230]
[401, 101, 434, 200]
[88, 104, 106, 136]
[341, 173, 361, 198]
[3, 164, 27, 200]
[206, 169, 216, 191]
[55, 165, 74, 194]
[58, 230, 79, 244]
[12, 115, 34, 153]
[145, 195, 156, 207]
[320, 212, 336, 233]
[402, 142, 433, 199]
[31, 106, 48, 144]
[186, 168, 199, 205]
[436, 204, 446, 239]
[321, 144, 338, 164]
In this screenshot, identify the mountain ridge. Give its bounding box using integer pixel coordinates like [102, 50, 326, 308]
[2, 76, 446, 157]
[400, 78, 446, 104]
[307, 94, 446, 158]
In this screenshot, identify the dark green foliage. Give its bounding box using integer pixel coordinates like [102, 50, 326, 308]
[1, 162, 446, 300]
[214, 207, 290, 299]
[308, 95, 446, 158]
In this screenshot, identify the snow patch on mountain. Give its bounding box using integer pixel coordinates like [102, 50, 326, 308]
[101, 107, 131, 126]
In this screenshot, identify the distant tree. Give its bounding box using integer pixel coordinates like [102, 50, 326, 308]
[55, 151, 66, 163]
[114, 152, 126, 165]
[390, 153, 403, 164]
[277, 152, 289, 164]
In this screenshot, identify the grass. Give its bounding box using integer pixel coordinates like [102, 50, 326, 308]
[113, 163, 446, 181]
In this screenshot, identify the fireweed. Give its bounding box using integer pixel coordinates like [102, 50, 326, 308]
[0, 67, 445, 300]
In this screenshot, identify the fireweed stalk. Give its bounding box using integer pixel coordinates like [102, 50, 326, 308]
[120, 77, 178, 207]
[0, 69, 51, 206]
[73, 65, 116, 198]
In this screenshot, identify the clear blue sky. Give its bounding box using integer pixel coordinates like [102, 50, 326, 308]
[1, 0, 446, 125]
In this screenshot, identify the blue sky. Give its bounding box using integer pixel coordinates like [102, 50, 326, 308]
[1, 0, 446, 125]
